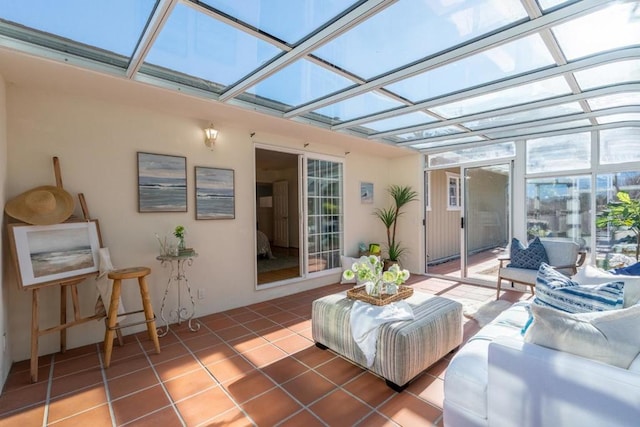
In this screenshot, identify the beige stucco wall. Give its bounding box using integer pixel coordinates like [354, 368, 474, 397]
[3, 83, 419, 362]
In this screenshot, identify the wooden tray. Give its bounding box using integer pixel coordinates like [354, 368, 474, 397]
[346, 285, 413, 306]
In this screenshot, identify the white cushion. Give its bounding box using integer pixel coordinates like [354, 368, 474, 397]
[444, 302, 529, 419]
[572, 265, 640, 307]
[541, 238, 579, 268]
[340, 255, 358, 284]
[498, 267, 538, 284]
[524, 303, 640, 369]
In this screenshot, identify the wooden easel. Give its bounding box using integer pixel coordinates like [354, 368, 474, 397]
[28, 157, 115, 383]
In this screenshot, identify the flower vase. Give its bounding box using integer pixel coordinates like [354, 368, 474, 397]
[365, 281, 381, 297]
[178, 237, 186, 251]
[386, 283, 398, 295]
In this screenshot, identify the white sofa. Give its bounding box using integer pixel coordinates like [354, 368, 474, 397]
[443, 301, 640, 427]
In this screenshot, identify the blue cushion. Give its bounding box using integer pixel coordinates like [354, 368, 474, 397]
[610, 261, 640, 276]
[534, 263, 624, 313]
[508, 237, 549, 270]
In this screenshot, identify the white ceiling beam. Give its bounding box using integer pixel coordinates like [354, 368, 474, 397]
[395, 105, 640, 147]
[418, 120, 640, 154]
[284, 0, 616, 119]
[339, 47, 640, 132]
[126, 0, 178, 79]
[369, 82, 640, 139]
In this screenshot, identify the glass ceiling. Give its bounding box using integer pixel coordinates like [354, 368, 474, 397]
[0, 0, 638, 153]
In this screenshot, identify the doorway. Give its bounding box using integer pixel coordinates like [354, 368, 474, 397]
[425, 163, 511, 285]
[462, 164, 510, 283]
[255, 148, 301, 285]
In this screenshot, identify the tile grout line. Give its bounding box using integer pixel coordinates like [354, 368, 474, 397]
[95, 342, 118, 427]
[42, 353, 55, 427]
[165, 324, 258, 426]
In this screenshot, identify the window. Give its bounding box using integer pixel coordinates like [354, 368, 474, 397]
[600, 127, 640, 165]
[428, 142, 515, 167]
[526, 132, 590, 174]
[307, 158, 343, 273]
[526, 175, 591, 245]
[446, 172, 460, 210]
[595, 171, 640, 269]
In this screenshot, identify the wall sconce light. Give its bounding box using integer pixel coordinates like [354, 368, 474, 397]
[204, 123, 218, 149]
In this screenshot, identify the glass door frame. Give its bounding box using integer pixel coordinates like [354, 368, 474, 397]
[423, 160, 512, 284]
[460, 161, 513, 286]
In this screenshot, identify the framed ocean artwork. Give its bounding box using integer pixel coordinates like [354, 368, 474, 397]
[7, 220, 102, 289]
[195, 166, 235, 220]
[137, 152, 187, 212]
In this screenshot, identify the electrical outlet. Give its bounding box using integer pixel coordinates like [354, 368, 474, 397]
[197, 289, 205, 300]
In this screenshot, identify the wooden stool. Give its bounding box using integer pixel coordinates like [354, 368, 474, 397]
[103, 267, 161, 368]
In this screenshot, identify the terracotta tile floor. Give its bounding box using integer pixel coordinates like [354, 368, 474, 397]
[0, 274, 527, 426]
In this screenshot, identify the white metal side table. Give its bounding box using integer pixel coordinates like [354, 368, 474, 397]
[156, 253, 200, 337]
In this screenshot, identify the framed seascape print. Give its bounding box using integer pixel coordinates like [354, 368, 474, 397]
[195, 166, 235, 220]
[7, 220, 103, 289]
[360, 182, 373, 204]
[137, 152, 187, 212]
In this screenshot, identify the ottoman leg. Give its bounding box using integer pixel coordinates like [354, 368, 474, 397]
[385, 379, 409, 393]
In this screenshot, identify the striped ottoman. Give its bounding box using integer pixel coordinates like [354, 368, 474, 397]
[312, 291, 462, 391]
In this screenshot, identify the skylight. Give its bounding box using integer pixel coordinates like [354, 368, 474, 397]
[0, 0, 637, 153]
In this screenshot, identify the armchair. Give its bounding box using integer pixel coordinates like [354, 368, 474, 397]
[496, 238, 585, 299]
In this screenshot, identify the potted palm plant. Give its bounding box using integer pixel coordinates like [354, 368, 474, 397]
[374, 184, 418, 267]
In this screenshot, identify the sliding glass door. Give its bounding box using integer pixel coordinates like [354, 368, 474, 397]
[306, 158, 344, 274]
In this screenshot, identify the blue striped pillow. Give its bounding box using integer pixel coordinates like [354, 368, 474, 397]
[534, 263, 624, 313]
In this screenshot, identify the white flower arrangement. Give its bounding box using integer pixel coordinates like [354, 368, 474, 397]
[342, 255, 410, 296]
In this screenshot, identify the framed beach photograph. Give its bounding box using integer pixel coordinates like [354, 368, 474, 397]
[360, 182, 373, 204]
[7, 220, 103, 289]
[195, 166, 235, 220]
[138, 152, 187, 212]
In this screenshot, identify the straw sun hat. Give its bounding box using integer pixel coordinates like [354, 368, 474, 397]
[4, 186, 74, 225]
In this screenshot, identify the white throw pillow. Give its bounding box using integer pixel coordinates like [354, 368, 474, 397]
[524, 303, 640, 369]
[340, 256, 358, 284]
[572, 265, 640, 307]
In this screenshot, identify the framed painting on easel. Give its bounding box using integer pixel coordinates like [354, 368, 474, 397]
[7, 220, 102, 289]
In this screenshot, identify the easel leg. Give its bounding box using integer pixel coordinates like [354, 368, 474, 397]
[30, 289, 39, 383]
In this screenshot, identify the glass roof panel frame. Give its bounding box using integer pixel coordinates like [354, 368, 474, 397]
[282, 0, 617, 120]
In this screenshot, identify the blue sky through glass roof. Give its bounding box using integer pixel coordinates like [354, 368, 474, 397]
[573, 60, 640, 91]
[0, 0, 637, 150]
[553, 2, 640, 61]
[462, 103, 584, 130]
[145, 2, 282, 87]
[313, 91, 404, 122]
[312, 0, 527, 80]
[200, 0, 359, 44]
[359, 111, 436, 133]
[385, 34, 555, 103]
[431, 76, 572, 118]
[588, 92, 640, 110]
[1, 0, 155, 57]
[246, 58, 354, 107]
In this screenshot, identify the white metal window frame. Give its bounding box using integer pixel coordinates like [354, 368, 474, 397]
[446, 172, 461, 211]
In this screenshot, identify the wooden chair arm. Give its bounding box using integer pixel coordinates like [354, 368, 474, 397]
[498, 255, 510, 268]
[576, 250, 587, 267]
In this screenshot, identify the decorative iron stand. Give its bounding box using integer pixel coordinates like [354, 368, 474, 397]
[156, 253, 200, 337]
